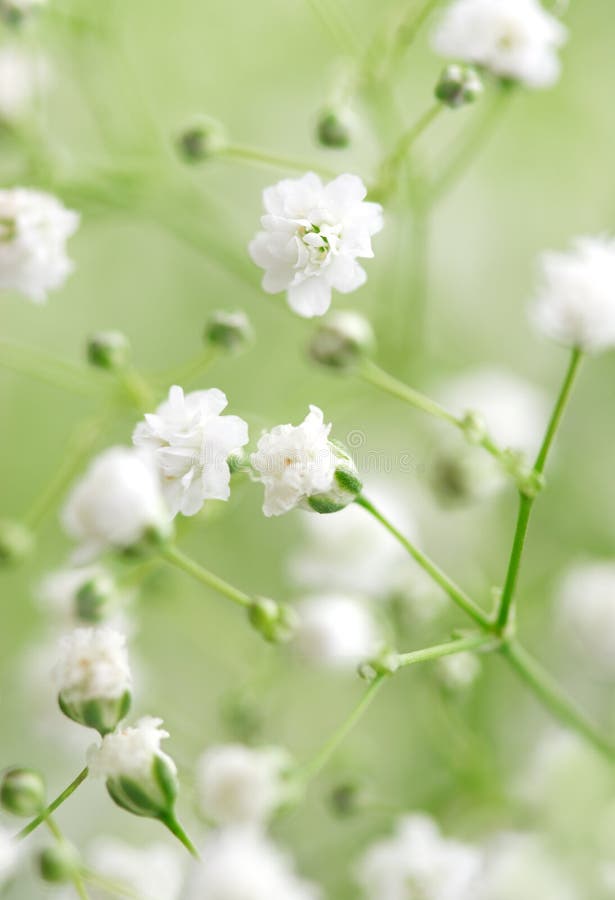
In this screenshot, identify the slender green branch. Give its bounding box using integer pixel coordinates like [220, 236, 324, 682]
[533, 347, 583, 476]
[154, 346, 220, 389]
[222, 144, 339, 180]
[0, 341, 104, 398]
[373, 104, 443, 200]
[356, 495, 491, 628]
[162, 544, 251, 609]
[397, 633, 497, 668]
[160, 813, 200, 858]
[83, 870, 143, 900]
[305, 0, 363, 57]
[17, 767, 89, 840]
[45, 817, 90, 900]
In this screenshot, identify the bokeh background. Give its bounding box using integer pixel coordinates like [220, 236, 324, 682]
[2, 0, 615, 895]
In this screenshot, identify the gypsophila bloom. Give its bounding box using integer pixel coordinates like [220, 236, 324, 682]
[62, 446, 170, 560]
[475, 833, 579, 900]
[251, 405, 360, 516]
[292, 594, 381, 671]
[133, 385, 249, 517]
[88, 838, 185, 900]
[0, 0, 45, 22]
[357, 814, 482, 900]
[249, 172, 383, 317]
[196, 744, 291, 826]
[0, 48, 48, 121]
[531, 236, 615, 353]
[555, 561, 615, 674]
[37, 564, 118, 624]
[432, 0, 567, 89]
[186, 827, 321, 900]
[0, 188, 79, 302]
[0, 827, 19, 888]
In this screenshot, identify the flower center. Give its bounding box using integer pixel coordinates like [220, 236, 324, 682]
[295, 222, 342, 277]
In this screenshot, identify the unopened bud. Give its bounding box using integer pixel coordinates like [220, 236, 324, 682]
[316, 108, 353, 149]
[0, 0, 37, 26]
[204, 310, 253, 353]
[307, 443, 362, 514]
[308, 311, 375, 371]
[87, 331, 131, 372]
[0, 519, 33, 566]
[38, 843, 81, 884]
[1, 768, 45, 817]
[75, 573, 118, 623]
[329, 781, 364, 817]
[248, 596, 296, 644]
[176, 117, 227, 163]
[358, 649, 399, 681]
[435, 64, 483, 108]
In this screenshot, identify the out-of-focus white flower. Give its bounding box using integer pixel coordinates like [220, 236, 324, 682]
[0, 48, 48, 121]
[133, 385, 249, 517]
[0, 188, 79, 302]
[88, 838, 185, 900]
[251, 405, 360, 517]
[37, 564, 122, 625]
[555, 561, 615, 674]
[357, 813, 482, 900]
[292, 594, 381, 671]
[196, 744, 291, 826]
[0, 827, 19, 888]
[475, 833, 579, 900]
[437, 652, 482, 690]
[62, 447, 170, 560]
[186, 827, 321, 900]
[0, 0, 45, 22]
[249, 172, 383, 318]
[531, 236, 615, 353]
[432, 0, 567, 89]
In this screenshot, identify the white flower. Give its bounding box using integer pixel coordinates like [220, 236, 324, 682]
[62, 446, 170, 560]
[357, 814, 482, 900]
[432, 0, 567, 89]
[53, 627, 131, 703]
[186, 827, 321, 900]
[0, 48, 48, 122]
[88, 838, 185, 900]
[437, 652, 481, 690]
[37, 564, 115, 623]
[0, 827, 20, 888]
[196, 744, 290, 826]
[249, 172, 383, 317]
[531, 236, 615, 353]
[292, 594, 381, 671]
[555, 561, 615, 674]
[475, 833, 579, 900]
[0, 0, 45, 17]
[0, 188, 79, 302]
[88, 716, 173, 779]
[133, 385, 249, 517]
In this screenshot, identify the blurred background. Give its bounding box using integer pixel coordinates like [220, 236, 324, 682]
[1, 0, 615, 895]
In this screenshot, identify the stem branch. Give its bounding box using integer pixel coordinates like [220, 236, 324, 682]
[17, 767, 89, 841]
[162, 544, 251, 609]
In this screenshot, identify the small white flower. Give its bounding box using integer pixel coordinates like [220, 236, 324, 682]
[357, 814, 482, 900]
[37, 564, 114, 623]
[53, 627, 131, 704]
[432, 0, 567, 89]
[249, 172, 383, 318]
[186, 827, 321, 900]
[292, 594, 381, 671]
[555, 561, 615, 674]
[531, 236, 615, 353]
[62, 446, 170, 560]
[133, 385, 249, 517]
[0, 48, 48, 122]
[197, 744, 291, 826]
[88, 838, 185, 900]
[0, 188, 79, 302]
[88, 716, 175, 781]
[0, 827, 20, 889]
[437, 652, 481, 690]
[476, 833, 579, 900]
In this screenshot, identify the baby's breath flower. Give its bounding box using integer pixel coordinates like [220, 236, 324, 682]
[555, 561, 615, 674]
[0, 828, 19, 888]
[0, 48, 48, 121]
[196, 744, 291, 826]
[249, 172, 383, 318]
[0, 188, 79, 302]
[37, 564, 118, 624]
[87, 838, 185, 900]
[476, 833, 579, 900]
[308, 310, 375, 370]
[432, 0, 567, 89]
[204, 310, 254, 353]
[437, 651, 482, 690]
[0, 768, 45, 817]
[0, 0, 45, 25]
[531, 236, 615, 353]
[133, 385, 249, 517]
[292, 594, 381, 671]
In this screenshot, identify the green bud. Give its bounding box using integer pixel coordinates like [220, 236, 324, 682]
[307, 443, 362, 514]
[328, 781, 364, 818]
[358, 649, 399, 681]
[0, 519, 34, 566]
[38, 843, 81, 884]
[316, 108, 352, 149]
[460, 410, 487, 445]
[176, 116, 227, 163]
[0, 0, 32, 26]
[248, 596, 296, 644]
[106, 753, 178, 820]
[58, 690, 131, 736]
[87, 331, 131, 371]
[435, 64, 483, 108]
[308, 311, 375, 371]
[75, 573, 118, 623]
[204, 310, 253, 353]
[121, 521, 174, 559]
[1, 768, 45, 817]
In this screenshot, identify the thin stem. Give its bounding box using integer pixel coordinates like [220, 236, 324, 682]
[296, 675, 386, 784]
[83, 870, 143, 900]
[222, 144, 339, 180]
[305, 0, 362, 56]
[388, 0, 441, 66]
[17, 767, 89, 841]
[154, 346, 220, 389]
[162, 544, 251, 609]
[397, 633, 497, 668]
[356, 495, 491, 628]
[374, 104, 443, 200]
[501, 641, 615, 762]
[0, 341, 103, 398]
[160, 814, 200, 858]
[533, 347, 582, 476]
[45, 817, 90, 900]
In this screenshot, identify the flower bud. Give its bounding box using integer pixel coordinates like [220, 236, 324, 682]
[0, 519, 33, 565]
[358, 649, 399, 681]
[329, 781, 364, 818]
[435, 64, 483, 108]
[38, 843, 81, 884]
[75, 573, 118, 623]
[308, 311, 375, 371]
[176, 116, 227, 163]
[204, 310, 253, 353]
[248, 596, 296, 644]
[86, 331, 131, 371]
[0, 0, 37, 26]
[0, 768, 45, 817]
[307, 443, 362, 514]
[316, 108, 352, 149]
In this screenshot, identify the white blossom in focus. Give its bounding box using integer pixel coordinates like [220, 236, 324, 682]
[531, 236, 615, 353]
[0, 48, 48, 121]
[186, 827, 321, 900]
[357, 814, 481, 900]
[87, 716, 175, 782]
[555, 561, 615, 674]
[475, 833, 579, 900]
[249, 172, 383, 317]
[62, 446, 170, 560]
[88, 838, 185, 900]
[133, 385, 249, 517]
[53, 627, 131, 704]
[0, 828, 19, 889]
[196, 744, 290, 826]
[0, 188, 79, 302]
[292, 594, 381, 671]
[432, 0, 567, 89]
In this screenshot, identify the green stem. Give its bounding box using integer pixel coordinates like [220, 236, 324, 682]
[0, 341, 103, 398]
[397, 633, 497, 668]
[17, 767, 89, 841]
[306, 0, 362, 56]
[83, 870, 142, 900]
[374, 104, 443, 200]
[222, 144, 339, 180]
[162, 544, 251, 609]
[160, 814, 200, 858]
[45, 817, 90, 900]
[533, 347, 583, 476]
[154, 346, 220, 389]
[356, 495, 491, 628]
